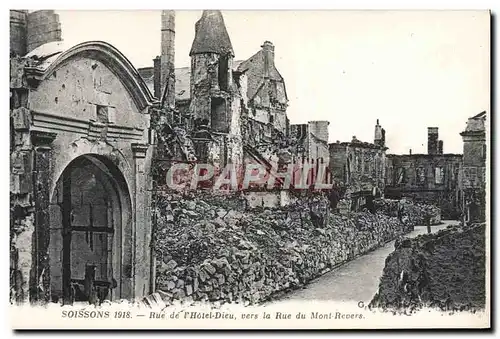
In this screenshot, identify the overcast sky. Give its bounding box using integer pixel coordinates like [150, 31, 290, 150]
[56, 10, 489, 154]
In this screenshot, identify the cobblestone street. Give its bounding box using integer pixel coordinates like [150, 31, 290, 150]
[271, 221, 457, 305]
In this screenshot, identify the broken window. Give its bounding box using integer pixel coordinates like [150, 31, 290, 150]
[434, 167, 444, 184]
[396, 167, 406, 184]
[218, 56, 229, 91]
[416, 167, 426, 185]
[211, 97, 227, 133]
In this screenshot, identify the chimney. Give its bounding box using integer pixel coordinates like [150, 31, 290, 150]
[427, 127, 439, 155]
[261, 41, 275, 79]
[153, 56, 161, 99]
[160, 10, 175, 109]
[26, 10, 62, 53]
[438, 140, 443, 154]
[409, 149, 412, 155]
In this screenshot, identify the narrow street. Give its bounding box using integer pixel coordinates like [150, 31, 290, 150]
[271, 221, 457, 305]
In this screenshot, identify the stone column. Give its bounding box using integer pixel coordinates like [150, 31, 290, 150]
[30, 130, 56, 304]
[131, 143, 151, 298]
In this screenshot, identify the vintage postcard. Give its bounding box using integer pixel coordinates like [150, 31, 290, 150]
[9, 9, 490, 330]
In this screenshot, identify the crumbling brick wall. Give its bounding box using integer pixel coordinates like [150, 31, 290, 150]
[152, 192, 417, 305]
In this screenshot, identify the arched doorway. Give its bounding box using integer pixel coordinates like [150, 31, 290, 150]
[48, 155, 132, 304]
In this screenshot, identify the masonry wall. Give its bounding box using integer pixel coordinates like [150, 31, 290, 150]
[329, 142, 386, 211]
[460, 114, 487, 223]
[152, 193, 416, 305]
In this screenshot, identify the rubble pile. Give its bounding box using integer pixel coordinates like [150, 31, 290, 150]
[370, 222, 485, 313]
[374, 199, 441, 225]
[154, 194, 415, 305]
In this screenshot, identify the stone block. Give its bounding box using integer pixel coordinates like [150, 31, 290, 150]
[11, 107, 31, 130]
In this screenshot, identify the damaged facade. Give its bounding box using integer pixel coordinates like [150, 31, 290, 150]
[328, 120, 387, 212]
[10, 9, 331, 305]
[384, 127, 462, 219]
[138, 10, 331, 207]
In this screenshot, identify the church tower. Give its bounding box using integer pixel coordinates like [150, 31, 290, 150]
[189, 10, 235, 133]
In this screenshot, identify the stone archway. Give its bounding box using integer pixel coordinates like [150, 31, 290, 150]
[48, 154, 132, 304]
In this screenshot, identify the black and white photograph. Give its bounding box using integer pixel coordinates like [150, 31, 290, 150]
[8, 8, 490, 330]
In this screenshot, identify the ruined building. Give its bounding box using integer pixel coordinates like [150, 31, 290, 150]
[139, 10, 331, 203]
[328, 120, 388, 212]
[385, 127, 463, 219]
[10, 10, 157, 304]
[10, 9, 332, 305]
[460, 111, 487, 223]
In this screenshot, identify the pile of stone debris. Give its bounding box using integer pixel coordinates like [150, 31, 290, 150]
[374, 199, 441, 226]
[369, 222, 485, 313]
[152, 194, 415, 306]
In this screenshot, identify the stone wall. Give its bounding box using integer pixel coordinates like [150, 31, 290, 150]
[153, 193, 415, 305]
[370, 223, 485, 313]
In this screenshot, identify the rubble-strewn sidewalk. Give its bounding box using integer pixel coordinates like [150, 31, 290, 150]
[152, 193, 439, 306]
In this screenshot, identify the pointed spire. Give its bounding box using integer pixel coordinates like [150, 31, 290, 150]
[189, 10, 234, 57]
